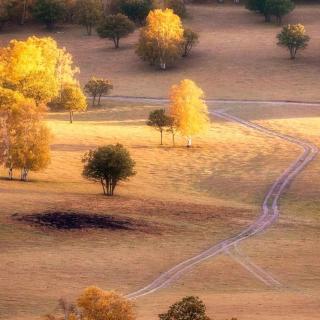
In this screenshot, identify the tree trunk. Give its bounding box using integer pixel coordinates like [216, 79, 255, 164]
[160, 130, 163, 145]
[101, 178, 106, 195]
[92, 95, 96, 107]
[172, 133, 176, 146]
[187, 137, 192, 147]
[98, 94, 102, 106]
[21, 0, 28, 25]
[8, 167, 13, 180]
[160, 60, 166, 70]
[69, 110, 73, 123]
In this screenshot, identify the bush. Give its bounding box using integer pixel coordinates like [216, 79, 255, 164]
[182, 28, 199, 57]
[165, 0, 187, 18]
[82, 144, 136, 196]
[159, 296, 211, 320]
[119, 0, 154, 25]
[277, 24, 310, 59]
[97, 13, 135, 48]
[32, 0, 66, 30]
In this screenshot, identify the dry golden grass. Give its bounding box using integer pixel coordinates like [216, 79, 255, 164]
[1, 102, 319, 320]
[0, 4, 320, 101]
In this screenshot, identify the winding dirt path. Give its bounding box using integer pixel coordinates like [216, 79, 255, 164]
[102, 97, 318, 298]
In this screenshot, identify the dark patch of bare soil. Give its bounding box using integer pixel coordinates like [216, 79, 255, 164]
[12, 211, 137, 230]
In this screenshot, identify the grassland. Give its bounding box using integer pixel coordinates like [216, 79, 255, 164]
[1, 100, 319, 320]
[0, 4, 319, 101]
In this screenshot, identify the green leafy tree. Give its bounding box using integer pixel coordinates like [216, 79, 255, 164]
[165, 0, 186, 18]
[32, 0, 66, 30]
[84, 77, 113, 106]
[119, 0, 153, 25]
[159, 296, 211, 320]
[97, 13, 135, 48]
[182, 28, 199, 57]
[0, 0, 11, 31]
[147, 109, 171, 145]
[245, 0, 273, 22]
[264, 0, 294, 24]
[277, 24, 310, 59]
[75, 0, 103, 35]
[82, 144, 136, 196]
[59, 84, 87, 123]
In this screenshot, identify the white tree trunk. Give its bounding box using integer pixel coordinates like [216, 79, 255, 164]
[187, 137, 192, 147]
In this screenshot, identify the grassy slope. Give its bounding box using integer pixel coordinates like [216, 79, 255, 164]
[0, 102, 307, 320]
[0, 5, 319, 101]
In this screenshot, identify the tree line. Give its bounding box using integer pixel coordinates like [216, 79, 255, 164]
[45, 286, 237, 320]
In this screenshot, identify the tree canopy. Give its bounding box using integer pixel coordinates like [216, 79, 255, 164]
[82, 144, 136, 196]
[159, 296, 211, 320]
[277, 24, 310, 59]
[97, 14, 135, 48]
[136, 9, 184, 70]
[169, 79, 209, 147]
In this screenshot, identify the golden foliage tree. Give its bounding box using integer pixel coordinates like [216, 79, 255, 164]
[60, 84, 87, 123]
[0, 87, 50, 180]
[0, 36, 79, 106]
[77, 286, 135, 320]
[169, 79, 209, 147]
[136, 9, 184, 70]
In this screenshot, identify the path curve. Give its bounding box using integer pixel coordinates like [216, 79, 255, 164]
[102, 97, 318, 299]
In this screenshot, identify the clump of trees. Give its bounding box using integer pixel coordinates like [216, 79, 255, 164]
[0, 36, 81, 180]
[82, 144, 136, 196]
[46, 286, 135, 320]
[246, 0, 295, 24]
[277, 24, 310, 59]
[119, 0, 154, 25]
[159, 296, 211, 320]
[182, 28, 199, 57]
[85, 77, 113, 106]
[97, 13, 135, 48]
[147, 79, 209, 147]
[74, 0, 104, 35]
[137, 9, 199, 70]
[32, 0, 66, 30]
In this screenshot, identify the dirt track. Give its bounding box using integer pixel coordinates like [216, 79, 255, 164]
[101, 97, 319, 299]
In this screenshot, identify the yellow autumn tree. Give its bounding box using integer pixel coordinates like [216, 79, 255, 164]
[169, 79, 209, 147]
[0, 36, 79, 106]
[136, 8, 184, 70]
[0, 87, 51, 180]
[77, 286, 135, 320]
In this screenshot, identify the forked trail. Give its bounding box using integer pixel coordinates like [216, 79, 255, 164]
[103, 97, 318, 298]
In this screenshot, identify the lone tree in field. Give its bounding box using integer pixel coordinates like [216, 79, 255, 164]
[59, 84, 87, 123]
[97, 14, 135, 48]
[277, 24, 310, 59]
[182, 29, 199, 57]
[159, 296, 210, 320]
[77, 287, 135, 320]
[82, 144, 136, 196]
[136, 9, 184, 70]
[32, 0, 66, 30]
[85, 77, 113, 106]
[169, 79, 209, 147]
[74, 0, 104, 35]
[264, 0, 294, 24]
[119, 0, 154, 25]
[147, 109, 171, 145]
